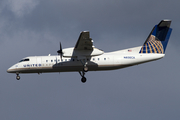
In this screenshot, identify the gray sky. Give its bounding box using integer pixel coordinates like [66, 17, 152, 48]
[1, 0, 180, 120]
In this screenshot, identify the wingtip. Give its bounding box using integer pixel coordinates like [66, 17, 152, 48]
[162, 19, 171, 22]
[81, 31, 89, 33]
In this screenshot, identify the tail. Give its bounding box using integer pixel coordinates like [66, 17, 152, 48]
[139, 20, 172, 54]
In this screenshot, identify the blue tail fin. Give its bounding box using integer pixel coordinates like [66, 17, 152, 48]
[139, 20, 172, 54]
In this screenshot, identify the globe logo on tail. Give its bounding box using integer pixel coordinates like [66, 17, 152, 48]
[139, 35, 164, 54]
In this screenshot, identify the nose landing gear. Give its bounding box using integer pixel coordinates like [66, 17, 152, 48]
[16, 73, 20, 80]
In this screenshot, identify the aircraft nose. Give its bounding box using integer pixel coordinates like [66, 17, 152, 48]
[7, 68, 11, 73]
[7, 65, 17, 73]
[7, 67, 13, 73]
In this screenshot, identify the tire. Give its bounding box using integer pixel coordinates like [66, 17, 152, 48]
[16, 76, 20, 80]
[81, 77, 87, 83]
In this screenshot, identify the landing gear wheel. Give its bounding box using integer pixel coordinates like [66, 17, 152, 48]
[81, 77, 87, 83]
[79, 71, 87, 83]
[83, 66, 88, 72]
[16, 75, 20, 80]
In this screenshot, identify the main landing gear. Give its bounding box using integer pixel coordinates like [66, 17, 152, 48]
[79, 59, 89, 83]
[79, 70, 87, 83]
[16, 73, 20, 80]
[80, 59, 88, 72]
[83, 66, 88, 72]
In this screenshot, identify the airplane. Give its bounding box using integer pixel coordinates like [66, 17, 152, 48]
[7, 20, 172, 83]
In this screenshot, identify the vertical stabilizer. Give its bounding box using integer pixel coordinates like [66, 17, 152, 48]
[139, 20, 172, 54]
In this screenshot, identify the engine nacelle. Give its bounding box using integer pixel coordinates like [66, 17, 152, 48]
[62, 47, 104, 58]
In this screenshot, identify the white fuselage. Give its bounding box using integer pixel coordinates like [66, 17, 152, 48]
[7, 46, 165, 74]
[6, 20, 172, 83]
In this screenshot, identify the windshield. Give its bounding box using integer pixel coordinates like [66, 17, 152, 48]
[19, 58, 29, 62]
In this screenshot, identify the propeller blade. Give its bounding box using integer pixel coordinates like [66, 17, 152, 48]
[57, 42, 63, 61]
[60, 42, 62, 52]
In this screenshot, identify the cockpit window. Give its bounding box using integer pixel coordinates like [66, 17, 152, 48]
[19, 59, 30, 62]
[24, 59, 29, 61]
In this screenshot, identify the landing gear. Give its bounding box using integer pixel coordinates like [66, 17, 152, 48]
[79, 58, 89, 83]
[16, 74, 20, 80]
[83, 66, 88, 72]
[80, 59, 88, 72]
[81, 77, 87, 83]
[79, 71, 87, 83]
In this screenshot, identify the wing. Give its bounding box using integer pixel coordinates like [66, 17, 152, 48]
[75, 31, 93, 50]
[63, 31, 104, 58]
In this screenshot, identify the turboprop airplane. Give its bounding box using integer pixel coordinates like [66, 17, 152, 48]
[7, 20, 172, 83]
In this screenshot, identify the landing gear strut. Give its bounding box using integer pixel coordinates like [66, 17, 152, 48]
[78, 58, 89, 83]
[16, 74, 20, 80]
[80, 59, 88, 72]
[79, 71, 87, 83]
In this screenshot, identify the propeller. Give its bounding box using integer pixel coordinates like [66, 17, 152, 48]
[57, 42, 63, 61]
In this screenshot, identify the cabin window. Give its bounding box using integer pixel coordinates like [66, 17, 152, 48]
[98, 58, 100, 60]
[104, 58, 106, 60]
[72, 59, 75, 61]
[51, 60, 53, 62]
[58, 59, 60, 62]
[93, 58, 95, 61]
[46, 60, 48, 62]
